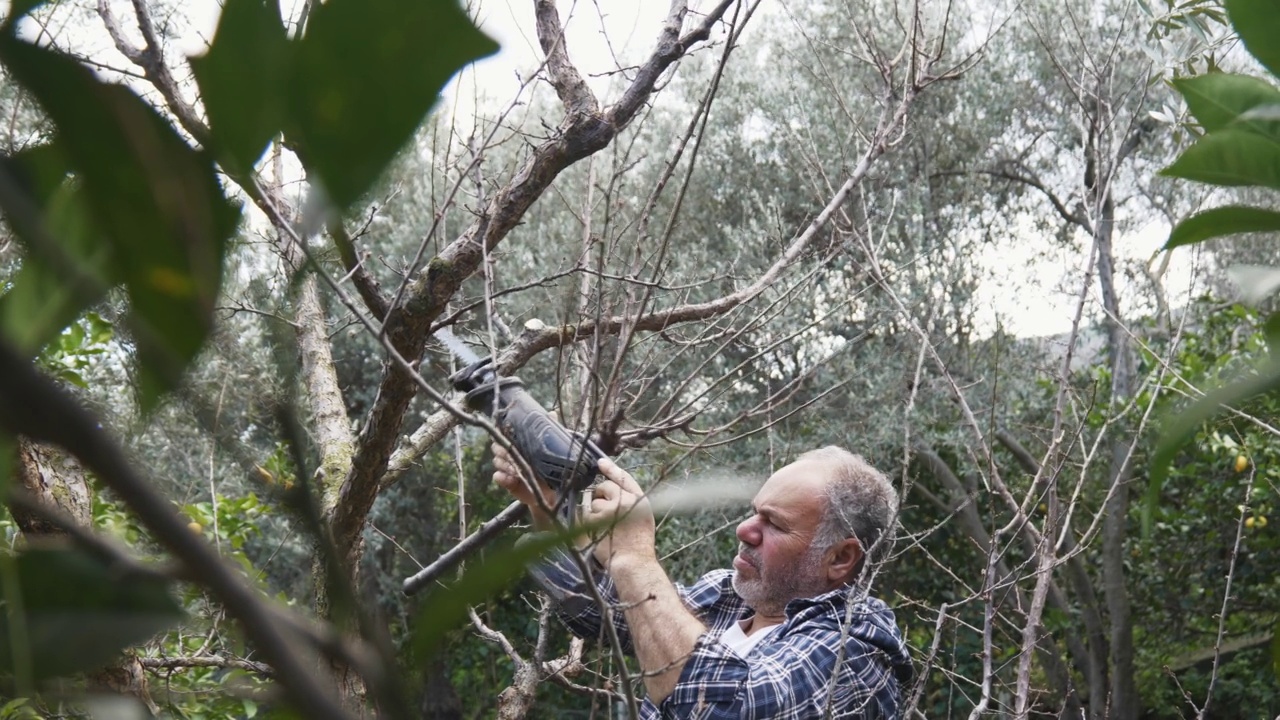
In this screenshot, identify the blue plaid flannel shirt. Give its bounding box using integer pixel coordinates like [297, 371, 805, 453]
[530, 547, 914, 719]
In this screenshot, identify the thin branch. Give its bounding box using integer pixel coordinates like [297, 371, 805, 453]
[1198, 463, 1257, 718]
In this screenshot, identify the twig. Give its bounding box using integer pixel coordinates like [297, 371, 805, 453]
[1198, 462, 1257, 718]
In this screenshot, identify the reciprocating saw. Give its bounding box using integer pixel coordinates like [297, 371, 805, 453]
[401, 350, 606, 596]
[450, 356, 606, 496]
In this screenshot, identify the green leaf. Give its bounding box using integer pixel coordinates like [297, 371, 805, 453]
[1173, 73, 1280, 137]
[190, 0, 291, 175]
[286, 0, 498, 207]
[1160, 128, 1280, 189]
[0, 142, 75, 243]
[0, 35, 241, 409]
[0, 546, 183, 679]
[2, 204, 110, 355]
[1226, 0, 1280, 80]
[1144, 356, 1280, 535]
[1165, 205, 1280, 249]
[54, 368, 87, 389]
[411, 529, 574, 658]
[0, 150, 113, 356]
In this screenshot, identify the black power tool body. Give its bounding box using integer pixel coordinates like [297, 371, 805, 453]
[401, 357, 606, 596]
[451, 357, 606, 497]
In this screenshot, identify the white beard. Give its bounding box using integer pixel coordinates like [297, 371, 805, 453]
[731, 542, 829, 616]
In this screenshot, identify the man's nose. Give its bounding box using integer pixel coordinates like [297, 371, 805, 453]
[736, 515, 760, 545]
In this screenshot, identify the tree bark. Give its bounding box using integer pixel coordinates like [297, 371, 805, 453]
[11, 436, 92, 533]
[1095, 197, 1140, 720]
[296, 274, 356, 513]
[11, 437, 160, 715]
[1090, 99, 1150, 718]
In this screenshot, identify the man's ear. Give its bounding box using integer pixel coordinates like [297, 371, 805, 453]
[826, 537, 864, 585]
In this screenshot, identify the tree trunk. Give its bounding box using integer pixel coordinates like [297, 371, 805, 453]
[11, 436, 92, 533]
[11, 437, 160, 715]
[1095, 187, 1140, 720]
[295, 273, 355, 513]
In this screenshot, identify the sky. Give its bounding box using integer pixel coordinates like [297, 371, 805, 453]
[973, 218, 1202, 340]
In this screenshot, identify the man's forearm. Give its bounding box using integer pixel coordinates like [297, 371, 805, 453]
[609, 556, 707, 704]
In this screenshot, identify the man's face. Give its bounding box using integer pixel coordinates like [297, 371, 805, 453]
[731, 458, 833, 616]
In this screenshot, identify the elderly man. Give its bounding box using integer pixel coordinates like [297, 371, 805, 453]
[492, 444, 913, 719]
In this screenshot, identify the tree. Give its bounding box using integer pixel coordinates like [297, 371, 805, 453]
[0, 0, 972, 716]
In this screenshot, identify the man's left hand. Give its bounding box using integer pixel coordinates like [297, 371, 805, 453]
[585, 458, 657, 572]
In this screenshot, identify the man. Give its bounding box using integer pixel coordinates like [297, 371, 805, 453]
[492, 443, 914, 719]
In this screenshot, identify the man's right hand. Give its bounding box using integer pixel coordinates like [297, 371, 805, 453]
[491, 442, 560, 531]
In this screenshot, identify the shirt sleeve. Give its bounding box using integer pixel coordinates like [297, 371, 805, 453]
[526, 542, 732, 659]
[526, 543, 635, 653]
[658, 627, 901, 720]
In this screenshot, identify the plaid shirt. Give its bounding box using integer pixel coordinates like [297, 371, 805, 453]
[531, 548, 914, 719]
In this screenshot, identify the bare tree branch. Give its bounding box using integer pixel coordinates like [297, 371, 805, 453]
[534, 0, 600, 116]
[330, 0, 743, 560]
[139, 655, 274, 676]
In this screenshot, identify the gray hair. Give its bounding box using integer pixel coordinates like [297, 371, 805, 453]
[800, 446, 899, 571]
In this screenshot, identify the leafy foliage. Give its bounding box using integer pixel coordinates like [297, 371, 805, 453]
[0, 31, 240, 407]
[1149, 0, 1280, 525]
[1134, 305, 1280, 711]
[35, 313, 113, 390]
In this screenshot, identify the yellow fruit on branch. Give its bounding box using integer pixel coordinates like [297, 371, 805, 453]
[1234, 455, 1249, 473]
[254, 465, 275, 484]
[187, 521, 203, 534]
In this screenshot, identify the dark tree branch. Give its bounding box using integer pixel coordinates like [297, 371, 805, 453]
[97, 0, 210, 143]
[139, 655, 274, 676]
[329, 0, 741, 562]
[6, 490, 176, 584]
[534, 0, 599, 116]
[935, 164, 1094, 233]
[329, 218, 390, 320]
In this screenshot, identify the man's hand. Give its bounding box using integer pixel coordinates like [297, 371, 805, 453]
[585, 458, 657, 572]
[491, 442, 559, 531]
[585, 458, 705, 705]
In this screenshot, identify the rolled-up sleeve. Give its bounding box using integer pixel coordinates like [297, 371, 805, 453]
[526, 543, 635, 652]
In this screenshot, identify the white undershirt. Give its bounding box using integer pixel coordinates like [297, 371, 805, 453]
[719, 619, 782, 656]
